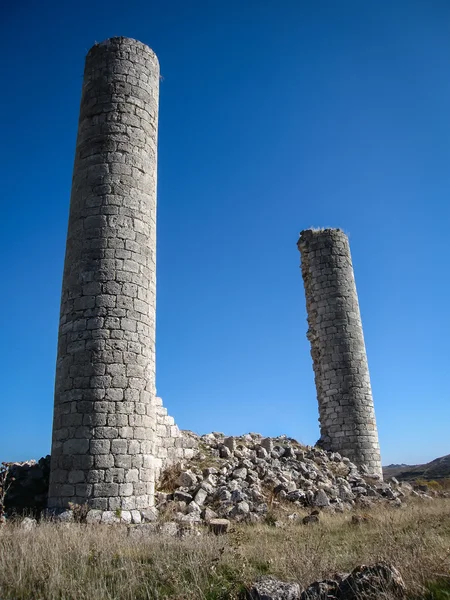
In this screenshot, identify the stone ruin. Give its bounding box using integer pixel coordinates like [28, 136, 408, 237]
[48, 37, 196, 513]
[47, 36, 382, 515]
[298, 229, 382, 478]
[6, 433, 433, 526]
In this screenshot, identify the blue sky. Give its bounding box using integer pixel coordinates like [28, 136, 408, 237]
[1, 0, 449, 465]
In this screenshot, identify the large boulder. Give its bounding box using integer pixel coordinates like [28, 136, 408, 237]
[337, 563, 406, 600]
[247, 576, 301, 600]
[246, 563, 405, 600]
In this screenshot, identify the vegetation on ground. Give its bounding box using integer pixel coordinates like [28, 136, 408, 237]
[0, 498, 449, 599]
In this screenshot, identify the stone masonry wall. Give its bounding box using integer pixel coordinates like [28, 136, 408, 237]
[297, 229, 382, 477]
[48, 37, 191, 512]
[154, 398, 197, 478]
[47, 36, 383, 512]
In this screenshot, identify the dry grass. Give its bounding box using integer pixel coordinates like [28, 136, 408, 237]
[0, 499, 449, 600]
[158, 463, 183, 494]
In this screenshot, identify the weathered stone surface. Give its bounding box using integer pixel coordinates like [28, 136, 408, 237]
[101, 511, 120, 524]
[219, 445, 232, 458]
[178, 512, 202, 524]
[5, 436, 437, 522]
[247, 576, 301, 599]
[176, 470, 197, 488]
[208, 518, 230, 535]
[174, 490, 193, 503]
[233, 501, 250, 515]
[130, 509, 142, 524]
[47, 36, 197, 513]
[86, 509, 103, 524]
[153, 433, 412, 524]
[57, 510, 74, 523]
[298, 229, 382, 478]
[223, 437, 236, 452]
[300, 579, 339, 600]
[120, 510, 132, 524]
[140, 506, 158, 522]
[313, 490, 330, 507]
[232, 467, 247, 480]
[202, 507, 218, 522]
[194, 488, 208, 506]
[247, 563, 405, 600]
[337, 562, 406, 600]
[20, 517, 37, 531]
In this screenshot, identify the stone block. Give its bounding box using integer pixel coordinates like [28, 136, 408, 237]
[63, 439, 89, 455]
[68, 470, 86, 484]
[94, 454, 115, 469]
[93, 483, 119, 497]
[90, 440, 111, 454]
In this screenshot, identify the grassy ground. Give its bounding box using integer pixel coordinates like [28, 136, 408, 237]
[0, 498, 449, 600]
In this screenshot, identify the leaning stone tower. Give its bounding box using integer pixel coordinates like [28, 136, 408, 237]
[48, 37, 193, 513]
[298, 229, 382, 477]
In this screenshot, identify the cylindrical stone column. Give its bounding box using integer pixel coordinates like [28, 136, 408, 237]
[297, 229, 382, 477]
[48, 37, 160, 511]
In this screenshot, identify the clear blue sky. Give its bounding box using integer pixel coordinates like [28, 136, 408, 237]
[1, 0, 449, 466]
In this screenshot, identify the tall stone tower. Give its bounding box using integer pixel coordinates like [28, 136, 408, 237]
[298, 229, 382, 477]
[49, 37, 163, 511]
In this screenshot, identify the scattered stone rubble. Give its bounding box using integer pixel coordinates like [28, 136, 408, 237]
[248, 562, 406, 600]
[152, 432, 431, 527]
[3, 433, 438, 527]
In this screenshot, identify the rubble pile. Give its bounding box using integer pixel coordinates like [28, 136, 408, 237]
[154, 433, 424, 525]
[2, 433, 437, 525]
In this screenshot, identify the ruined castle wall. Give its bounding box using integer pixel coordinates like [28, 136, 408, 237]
[154, 398, 197, 477]
[298, 229, 382, 477]
[49, 37, 169, 511]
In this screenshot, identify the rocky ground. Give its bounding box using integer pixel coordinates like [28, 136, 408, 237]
[248, 562, 406, 600]
[3, 432, 442, 532]
[1, 468, 449, 600]
[148, 432, 440, 529]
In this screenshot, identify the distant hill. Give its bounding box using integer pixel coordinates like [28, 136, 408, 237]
[383, 454, 450, 481]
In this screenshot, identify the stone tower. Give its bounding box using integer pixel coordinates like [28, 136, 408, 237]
[298, 229, 382, 477]
[48, 37, 193, 513]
